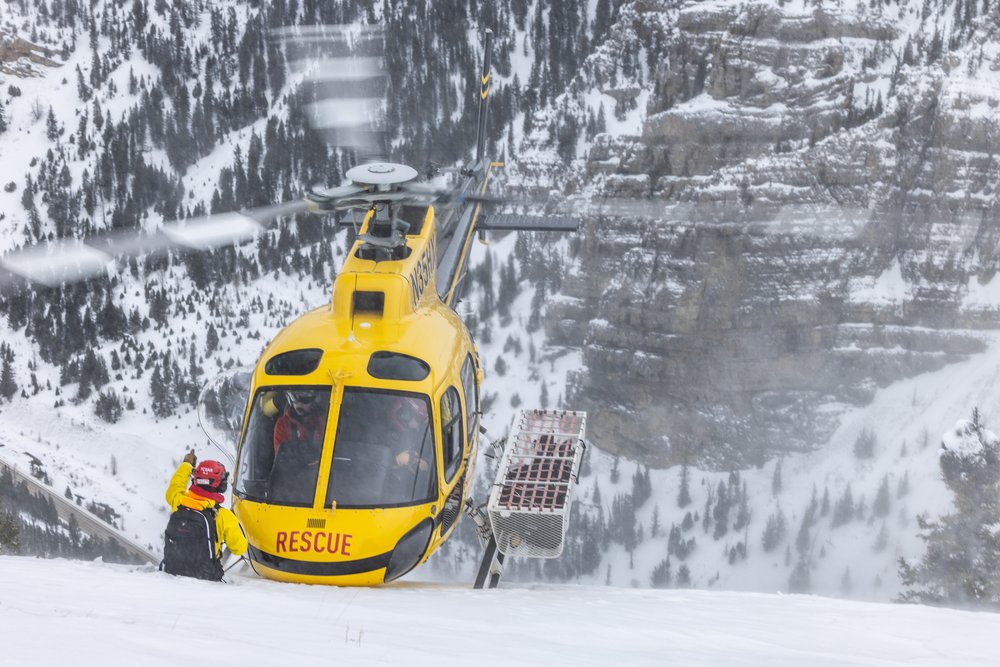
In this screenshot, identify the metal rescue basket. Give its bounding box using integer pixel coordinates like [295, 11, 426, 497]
[487, 409, 587, 558]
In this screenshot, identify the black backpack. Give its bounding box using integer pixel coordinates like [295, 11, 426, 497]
[162, 506, 224, 581]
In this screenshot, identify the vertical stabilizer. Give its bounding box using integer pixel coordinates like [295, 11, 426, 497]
[474, 29, 494, 166]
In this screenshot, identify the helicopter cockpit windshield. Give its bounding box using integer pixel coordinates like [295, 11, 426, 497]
[235, 386, 331, 506]
[233, 386, 438, 509]
[326, 388, 437, 508]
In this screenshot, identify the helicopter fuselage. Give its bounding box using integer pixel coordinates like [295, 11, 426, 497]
[232, 205, 482, 585]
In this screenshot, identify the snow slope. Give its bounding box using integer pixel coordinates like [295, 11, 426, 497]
[2, 555, 998, 667]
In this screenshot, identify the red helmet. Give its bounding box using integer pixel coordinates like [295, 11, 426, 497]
[193, 460, 229, 492]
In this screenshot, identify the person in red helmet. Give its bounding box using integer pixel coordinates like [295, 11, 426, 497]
[163, 449, 247, 581]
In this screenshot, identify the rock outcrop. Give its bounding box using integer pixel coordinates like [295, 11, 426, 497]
[547, 1, 1000, 467]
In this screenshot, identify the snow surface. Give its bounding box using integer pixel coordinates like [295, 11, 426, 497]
[2, 555, 999, 667]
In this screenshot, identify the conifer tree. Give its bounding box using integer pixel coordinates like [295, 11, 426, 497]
[632, 465, 651, 506]
[898, 471, 911, 498]
[761, 508, 786, 552]
[832, 485, 855, 527]
[677, 457, 692, 508]
[95, 389, 123, 423]
[651, 557, 672, 588]
[789, 560, 811, 593]
[854, 427, 877, 459]
[46, 107, 59, 141]
[900, 409, 1000, 607]
[0, 511, 20, 555]
[712, 480, 730, 539]
[873, 475, 891, 518]
[0, 346, 17, 401]
[734, 480, 750, 531]
[205, 323, 220, 356]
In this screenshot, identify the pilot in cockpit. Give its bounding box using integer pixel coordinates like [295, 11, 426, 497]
[390, 397, 431, 474]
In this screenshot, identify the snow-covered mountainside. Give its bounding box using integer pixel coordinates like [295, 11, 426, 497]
[543, 0, 1000, 463]
[4, 556, 1000, 666]
[1, 0, 1000, 609]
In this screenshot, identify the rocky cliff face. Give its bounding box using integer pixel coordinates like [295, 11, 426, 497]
[544, 0, 1000, 466]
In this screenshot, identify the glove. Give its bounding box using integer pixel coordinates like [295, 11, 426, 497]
[183, 449, 197, 467]
[395, 451, 429, 472]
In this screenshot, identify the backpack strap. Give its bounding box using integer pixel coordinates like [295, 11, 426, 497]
[201, 506, 220, 561]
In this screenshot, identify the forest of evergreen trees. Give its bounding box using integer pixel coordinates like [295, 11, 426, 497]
[899, 408, 1000, 608]
[0, 465, 142, 563]
[0, 0, 619, 424]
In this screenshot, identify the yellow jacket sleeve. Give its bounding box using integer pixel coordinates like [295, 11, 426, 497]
[218, 507, 248, 556]
[165, 462, 193, 511]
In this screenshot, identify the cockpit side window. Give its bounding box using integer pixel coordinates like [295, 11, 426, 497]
[234, 386, 331, 507]
[460, 355, 478, 445]
[440, 387, 464, 483]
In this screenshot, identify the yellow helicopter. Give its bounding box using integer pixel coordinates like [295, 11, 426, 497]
[0, 25, 588, 587]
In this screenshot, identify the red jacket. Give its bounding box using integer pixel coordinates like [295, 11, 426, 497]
[273, 408, 326, 453]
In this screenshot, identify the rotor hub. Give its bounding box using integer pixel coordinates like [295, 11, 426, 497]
[346, 162, 418, 188]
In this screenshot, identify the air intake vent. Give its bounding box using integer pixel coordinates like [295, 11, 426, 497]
[353, 290, 384, 315]
[306, 518, 326, 529]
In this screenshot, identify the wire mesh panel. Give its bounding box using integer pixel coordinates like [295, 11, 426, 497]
[487, 409, 587, 558]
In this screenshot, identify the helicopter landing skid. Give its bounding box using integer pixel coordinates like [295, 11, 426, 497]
[473, 536, 505, 589]
[464, 498, 504, 589]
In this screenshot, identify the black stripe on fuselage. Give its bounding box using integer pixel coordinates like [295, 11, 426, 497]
[248, 545, 391, 577]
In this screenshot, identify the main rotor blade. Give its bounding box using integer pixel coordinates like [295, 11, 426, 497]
[449, 190, 877, 242]
[478, 214, 580, 232]
[0, 200, 310, 288]
[273, 24, 387, 161]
